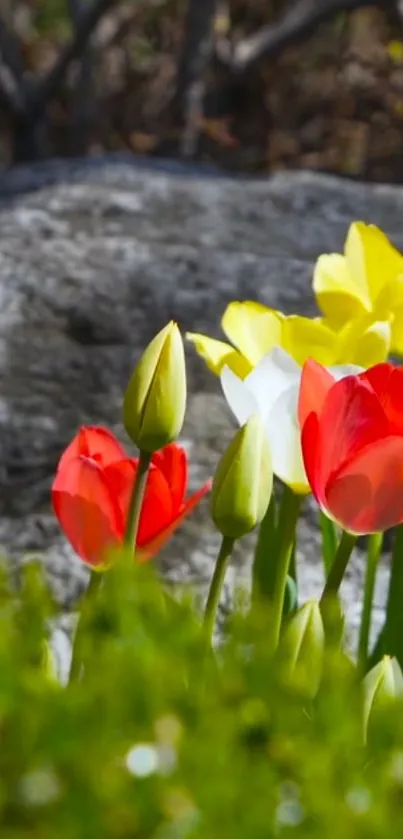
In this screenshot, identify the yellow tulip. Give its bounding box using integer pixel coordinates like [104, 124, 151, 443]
[187, 298, 390, 379]
[314, 221, 403, 354]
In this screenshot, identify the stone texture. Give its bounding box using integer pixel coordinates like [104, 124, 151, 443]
[0, 154, 399, 669]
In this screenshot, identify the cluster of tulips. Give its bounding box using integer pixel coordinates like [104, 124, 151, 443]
[52, 221, 403, 721]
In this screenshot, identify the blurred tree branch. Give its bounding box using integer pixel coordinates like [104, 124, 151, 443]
[216, 0, 399, 72]
[0, 0, 118, 160]
[66, 0, 97, 154]
[170, 0, 218, 157]
[0, 17, 27, 116]
[29, 0, 116, 121]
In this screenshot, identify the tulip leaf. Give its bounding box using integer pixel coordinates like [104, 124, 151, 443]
[357, 532, 383, 672]
[375, 525, 403, 670]
[252, 493, 278, 602]
[320, 511, 337, 575]
[283, 575, 298, 618]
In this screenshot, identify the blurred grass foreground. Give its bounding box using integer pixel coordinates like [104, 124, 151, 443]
[1, 557, 403, 838]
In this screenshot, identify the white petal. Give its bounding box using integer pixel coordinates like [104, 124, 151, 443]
[221, 366, 259, 426]
[265, 384, 309, 491]
[245, 347, 301, 419]
[328, 363, 364, 381]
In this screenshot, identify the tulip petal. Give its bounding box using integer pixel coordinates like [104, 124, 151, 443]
[313, 252, 368, 328]
[247, 347, 300, 405]
[221, 301, 283, 366]
[102, 458, 137, 520]
[359, 363, 403, 435]
[186, 332, 251, 378]
[265, 386, 309, 492]
[325, 435, 403, 533]
[57, 426, 127, 473]
[151, 444, 187, 510]
[338, 318, 391, 367]
[281, 315, 337, 366]
[104, 458, 174, 546]
[221, 366, 260, 426]
[52, 456, 125, 567]
[223, 349, 308, 492]
[136, 467, 174, 547]
[318, 375, 389, 490]
[391, 304, 403, 354]
[346, 222, 403, 307]
[136, 480, 212, 561]
[298, 359, 334, 430]
[300, 412, 321, 501]
[222, 352, 308, 491]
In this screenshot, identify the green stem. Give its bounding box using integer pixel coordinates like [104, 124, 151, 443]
[269, 486, 302, 651]
[124, 450, 152, 557]
[69, 571, 104, 683]
[320, 511, 337, 575]
[357, 532, 383, 671]
[382, 524, 403, 668]
[252, 493, 277, 603]
[289, 539, 297, 588]
[320, 530, 357, 603]
[203, 536, 235, 643]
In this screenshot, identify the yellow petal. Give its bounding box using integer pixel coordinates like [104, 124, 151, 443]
[186, 332, 252, 378]
[281, 315, 338, 366]
[337, 317, 391, 367]
[390, 305, 403, 355]
[376, 272, 403, 316]
[313, 252, 368, 328]
[221, 301, 283, 365]
[345, 221, 403, 307]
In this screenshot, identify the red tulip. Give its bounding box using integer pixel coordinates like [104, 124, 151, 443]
[298, 361, 403, 534]
[52, 426, 211, 568]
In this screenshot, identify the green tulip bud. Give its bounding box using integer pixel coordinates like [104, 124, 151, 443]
[123, 322, 186, 452]
[278, 600, 325, 697]
[363, 656, 403, 740]
[210, 414, 273, 540]
[41, 641, 59, 686]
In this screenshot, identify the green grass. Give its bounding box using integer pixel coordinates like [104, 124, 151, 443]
[0, 558, 403, 838]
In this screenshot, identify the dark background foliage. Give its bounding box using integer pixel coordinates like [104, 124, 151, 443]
[2, 0, 403, 179]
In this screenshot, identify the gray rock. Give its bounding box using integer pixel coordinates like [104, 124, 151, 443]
[0, 156, 398, 668]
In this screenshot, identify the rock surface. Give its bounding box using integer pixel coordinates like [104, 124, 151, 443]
[0, 155, 399, 666]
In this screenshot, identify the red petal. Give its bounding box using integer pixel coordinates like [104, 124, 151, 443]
[103, 458, 137, 520]
[300, 412, 322, 502]
[57, 426, 127, 473]
[325, 435, 403, 533]
[52, 456, 124, 567]
[360, 364, 403, 435]
[151, 444, 188, 510]
[317, 375, 389, 491]
[298, 359, 334, 429]
[136, 480, 212, 561]
[136, 467, 174, 547]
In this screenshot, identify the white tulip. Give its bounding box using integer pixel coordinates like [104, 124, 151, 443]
[221, 347, 361, 494]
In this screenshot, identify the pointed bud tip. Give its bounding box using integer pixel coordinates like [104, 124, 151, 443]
[123, 322, 187, 452]
[211, 414, 273, 540]
[278, 600, 325, 698]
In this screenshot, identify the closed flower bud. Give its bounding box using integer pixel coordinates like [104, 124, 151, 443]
[363, 656, 403, 739]
[278, 600, 325, 697]
[123, 322, 186, 452]
[41, 641, 59, 686]
[211, 414, 273, 540]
